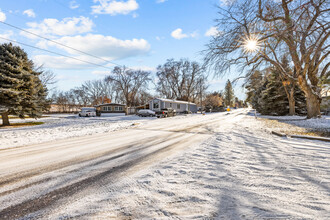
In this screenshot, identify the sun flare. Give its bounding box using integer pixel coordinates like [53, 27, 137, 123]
[241, 34, 261, 53]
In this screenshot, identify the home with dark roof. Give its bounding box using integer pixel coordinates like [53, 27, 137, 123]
[95, 103, 126, 114]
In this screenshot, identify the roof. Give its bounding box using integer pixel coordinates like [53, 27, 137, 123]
[95, 103, 126, 107]
[152, 98, 197, 105]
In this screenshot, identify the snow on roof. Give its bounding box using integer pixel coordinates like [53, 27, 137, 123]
[152, 98, 197, 105]
[95, 103, 125, 107]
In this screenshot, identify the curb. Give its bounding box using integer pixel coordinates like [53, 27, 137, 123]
[271, 131, 286, 137]
[289, 134, 330, 142]
[271, 131, 330, 142]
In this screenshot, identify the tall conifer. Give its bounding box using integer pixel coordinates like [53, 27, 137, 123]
[0, 43, 49, 126]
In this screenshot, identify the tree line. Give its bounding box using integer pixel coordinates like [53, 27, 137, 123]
[1, 43, 219, 125]
[50, 59, 211, 112]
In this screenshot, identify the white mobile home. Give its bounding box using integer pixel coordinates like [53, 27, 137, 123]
[149, 98, 198, 113]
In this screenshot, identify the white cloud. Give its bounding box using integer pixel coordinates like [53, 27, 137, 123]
[34, 34, 151, 69]
[47, 34, 150, 58]
[0, 31, 14, 43]
[21, 16, 94, 39]
[0, 9, 6, 22]
[171, 28, 198, 40]
[23, 9, 36, 18]
[205, 26, 220, 37]
[33, 55, 103, 70]
[92, 70, 111, 75]
[69, 1, 80, 9]
[156, 0, 167, 3]
[171, 28, 188, 40]
[91, 0, 139, 15]
[220, 0, 235, 6]
[131, 66, 157, 72]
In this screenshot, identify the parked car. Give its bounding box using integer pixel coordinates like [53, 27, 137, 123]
[79, 107, 96, 117]
[137, 109, 155, 117]
[156, 108, 176, 118]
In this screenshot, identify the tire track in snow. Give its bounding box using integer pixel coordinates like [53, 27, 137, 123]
[0, 132, 210, 219]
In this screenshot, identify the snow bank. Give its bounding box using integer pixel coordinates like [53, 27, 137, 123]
[0, 114, 156, 149]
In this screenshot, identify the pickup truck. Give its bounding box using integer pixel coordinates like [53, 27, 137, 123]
[155, 108, 176, 118]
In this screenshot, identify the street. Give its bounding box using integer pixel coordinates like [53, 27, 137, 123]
[0, 110, 329, 219]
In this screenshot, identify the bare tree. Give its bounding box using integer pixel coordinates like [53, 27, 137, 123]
[80, 79, 115, 106]
[105, 67, 151, 107]
[204, 0, 329, 118]
[156, 59, 208, 102]
[34, 65, 58, 91]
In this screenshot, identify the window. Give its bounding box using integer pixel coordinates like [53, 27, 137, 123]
[153, 102, 159, 109]
[115, 106, 119, 111]
[118, 106, 123, 111]
[169, 103, 172, 108]
[103, 106, 112, 111]
[177, 104, 180, 109]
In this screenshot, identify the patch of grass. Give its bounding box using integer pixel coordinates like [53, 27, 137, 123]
[261, 118, 330, 137]
[0, 115, 49, 119]
[0, 121, 44, 128]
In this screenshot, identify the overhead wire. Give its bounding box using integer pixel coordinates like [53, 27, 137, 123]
[0, 36, 114, 70]
[0, 20, 124, 68]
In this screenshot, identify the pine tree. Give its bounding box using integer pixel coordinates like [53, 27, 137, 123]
[0, 43, 49, 126]
[224, 80, 234, 107]
[258, 67, 306, 116]
[294, 85, 307, 115]
[259, 69, 289, 115]
[245, 70, 263, 109]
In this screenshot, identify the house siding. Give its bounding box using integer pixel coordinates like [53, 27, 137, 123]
[149, 98, 197, 113]
[96, 104, 126, 113]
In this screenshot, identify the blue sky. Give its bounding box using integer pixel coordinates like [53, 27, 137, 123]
[0, 0, 245, 99]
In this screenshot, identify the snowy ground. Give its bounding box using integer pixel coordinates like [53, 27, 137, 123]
[0, 109, 329, 219]
[0, 113, 159, 149]
[257, 114, 330, 136]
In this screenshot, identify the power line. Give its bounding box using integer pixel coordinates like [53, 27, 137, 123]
[0, 36, 114, 70]
[0, 20, 124, 68]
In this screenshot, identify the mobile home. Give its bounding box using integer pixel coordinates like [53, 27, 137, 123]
[149, 98, 197, 113]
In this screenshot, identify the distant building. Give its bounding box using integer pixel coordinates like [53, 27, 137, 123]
[95, 103, 126, 114]
[47, 104, 82, 113]
[149, 98, 197, 113]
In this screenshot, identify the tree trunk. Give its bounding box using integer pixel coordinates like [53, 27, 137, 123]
[288, 97, 295, 116]
[1, 112, 10, 126]
[288, 88, 295, 116]
[305, 92, 321, 119]
[298, 76, 321, 118]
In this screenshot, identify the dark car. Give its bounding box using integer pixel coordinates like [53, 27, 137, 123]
[156, 108, 176, 118]
[137, 109, 156, 117]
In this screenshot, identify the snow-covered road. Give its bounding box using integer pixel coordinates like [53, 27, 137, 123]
[0, 109, 329, 219]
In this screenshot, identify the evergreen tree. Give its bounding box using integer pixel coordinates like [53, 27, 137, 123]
[294, 85, 307, 115]
[0, 43, 49, 126]
[245, 70, 263, 110]
[224, 80, 234, 107]
[258, 68, 306, 116]
[259, 69, 289, 116]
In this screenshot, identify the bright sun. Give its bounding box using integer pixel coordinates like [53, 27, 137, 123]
[241, 34, 261, 53]
[245, 40, 258, 51]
